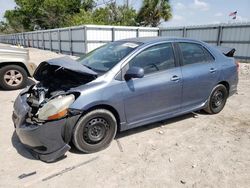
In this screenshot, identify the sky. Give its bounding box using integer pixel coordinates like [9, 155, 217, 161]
[0, 0, 250, 27]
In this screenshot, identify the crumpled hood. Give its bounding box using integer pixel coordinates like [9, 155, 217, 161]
[34, 56, 97, 81]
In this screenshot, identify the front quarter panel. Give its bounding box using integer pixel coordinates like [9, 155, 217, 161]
[69, 80, 126, 124]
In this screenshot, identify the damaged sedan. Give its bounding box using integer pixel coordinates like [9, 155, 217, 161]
[12, 37, 238, 162]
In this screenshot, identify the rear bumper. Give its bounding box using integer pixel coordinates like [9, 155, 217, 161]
[229, 87, 237, 97]
[12, 93, 80, 162]
[228, 77, 238, 97]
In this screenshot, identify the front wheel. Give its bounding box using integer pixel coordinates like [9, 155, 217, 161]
[72, 109, 117, 153]
[204, 84, 228, 114]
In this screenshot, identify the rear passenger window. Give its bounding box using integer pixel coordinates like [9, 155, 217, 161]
[179, 42, 214, 65]
[129, 43, 175, 75]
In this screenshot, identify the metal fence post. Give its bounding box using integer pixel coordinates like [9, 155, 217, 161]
[183, 27, 187, 37]
[136, 28, 139, 37]
[58, 29, 61, 53]
[83, 26, 88, 54]
[112, 27, 115, 41]
[49, 31, 52, 51]
[42, 31, 45, 50]
[158, 29, 161, 36]
[217, 26, 222, 46]
[32, 33, 34, 47]
[14, 35, 17, 45]
[69, 28, 73, 55]
[22, 33, 25, 47]
[37, 32, 39, 48]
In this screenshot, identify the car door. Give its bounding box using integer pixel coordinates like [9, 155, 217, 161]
[121, 42, 182, 127]
[177, 42, 220, 111]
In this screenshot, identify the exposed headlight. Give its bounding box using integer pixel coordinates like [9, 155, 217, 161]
[38, 94, 75, 121]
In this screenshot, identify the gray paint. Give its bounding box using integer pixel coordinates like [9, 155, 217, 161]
[12, 37, 238, 162]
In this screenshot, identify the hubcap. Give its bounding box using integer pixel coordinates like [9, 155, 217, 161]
[212, 90, 224, 108]
[4, 70, 23, 86]
[83, 118, 110, 144]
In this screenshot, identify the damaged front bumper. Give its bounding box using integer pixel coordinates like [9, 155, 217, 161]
[12, 92, 81, 162]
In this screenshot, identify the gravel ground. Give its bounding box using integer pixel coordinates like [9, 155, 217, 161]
[0, 45, 249, 188]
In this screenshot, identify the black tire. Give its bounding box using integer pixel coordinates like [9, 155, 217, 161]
[204, 84, 228, 114]
[0, 65, 28, 90]
[73, 109, 117, 153]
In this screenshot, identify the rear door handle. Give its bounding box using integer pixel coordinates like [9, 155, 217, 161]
[170, 75, 180, 81]
[210, 68, 217, 73]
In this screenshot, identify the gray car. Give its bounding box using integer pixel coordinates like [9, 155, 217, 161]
[12, 37, 238, 162]
[0, 45, 36, 90]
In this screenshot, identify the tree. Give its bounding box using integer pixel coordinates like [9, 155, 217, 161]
[39, 0, 81, 29]
[3, 0, 95, 31]
[69, 2, 137, 26]
[66, 9, 94, 26]
[4, 9, 26, 32]
[81, 0, 96, 11]
[92, 2, 137, 26]
[136, 0, 172, 27]
[2, 0, 172, 33]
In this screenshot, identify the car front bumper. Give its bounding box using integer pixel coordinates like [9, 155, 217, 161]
[12, 93, 81, 162]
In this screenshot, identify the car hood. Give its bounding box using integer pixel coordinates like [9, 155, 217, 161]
[0, 45, 28, 54]
[34, 56, 97, 81]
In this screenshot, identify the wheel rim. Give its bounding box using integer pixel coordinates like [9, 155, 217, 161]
[211, 90, 224, 109]
[4, 70, 23, 87]
[83, 118, 110, 144]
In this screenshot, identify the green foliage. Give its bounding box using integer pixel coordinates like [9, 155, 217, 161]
[3, 0, 92, 31]
[39, 0, 82, 29]
[66, 2, 137, 27]
[66, 9, 94, 26]
[2, 0, 172, 33]
[137, 0, 172, 27]
[92, 3, 137, 26]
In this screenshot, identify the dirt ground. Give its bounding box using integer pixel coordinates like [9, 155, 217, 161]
[0, 45, 250, 188]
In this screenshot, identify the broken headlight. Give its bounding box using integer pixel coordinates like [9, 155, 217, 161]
[38, 94, 75, 121]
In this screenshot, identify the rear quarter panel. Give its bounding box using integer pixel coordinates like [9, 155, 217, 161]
[204, 43, 238, 96]
[218, 56, 238, 96]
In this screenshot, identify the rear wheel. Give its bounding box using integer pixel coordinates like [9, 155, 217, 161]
[204, 84, 228, 114]
[0, 65, 28, 90]
[73, 109, 117, 153]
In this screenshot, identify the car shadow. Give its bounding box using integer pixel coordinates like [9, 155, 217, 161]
[12, 111, 206, 158]
[69, 112, 198, 154]
[11, 131, 37, 160]
[115, 112, 196, 139]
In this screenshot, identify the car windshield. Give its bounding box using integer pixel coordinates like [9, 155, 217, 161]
[78, 41, 141, 73]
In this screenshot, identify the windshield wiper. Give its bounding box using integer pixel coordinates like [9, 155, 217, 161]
[82, 64, 95, 70]
[82, 64, 107, 73]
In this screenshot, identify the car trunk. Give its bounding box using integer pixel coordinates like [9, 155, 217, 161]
[216, 46, 236, 57]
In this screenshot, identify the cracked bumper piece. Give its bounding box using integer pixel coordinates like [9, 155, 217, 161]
[12, 94, 81, 162]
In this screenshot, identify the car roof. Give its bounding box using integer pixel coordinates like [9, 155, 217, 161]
[119, 36, 202, 44]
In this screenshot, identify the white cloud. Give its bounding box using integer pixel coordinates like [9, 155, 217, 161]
[192, 0, 210, 11]
[211, 21, 221, 24]
[236, 16, 249, 22]
[173, 15, 184, 21]
[175, 2, 186, 10]
[215, 12, 223, 17]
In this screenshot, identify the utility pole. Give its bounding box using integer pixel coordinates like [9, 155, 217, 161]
[125, 0, 129, 7]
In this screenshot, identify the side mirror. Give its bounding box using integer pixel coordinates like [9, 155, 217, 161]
[124, 66, 144, 80]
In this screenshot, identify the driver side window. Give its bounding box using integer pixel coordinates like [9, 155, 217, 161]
[129, 43, 175, 75]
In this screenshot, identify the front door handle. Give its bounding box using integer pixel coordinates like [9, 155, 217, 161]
[210, 68, 217, 73]
[170, 75, 180, 81]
